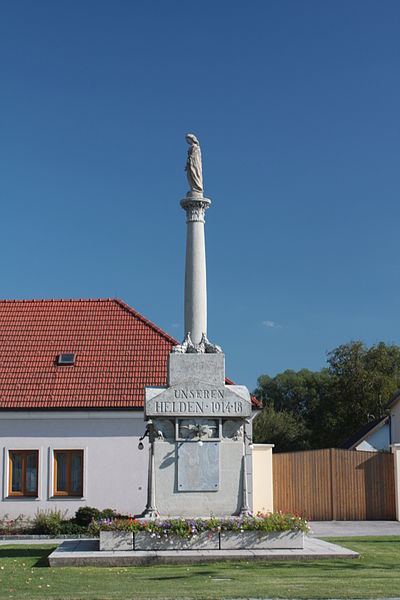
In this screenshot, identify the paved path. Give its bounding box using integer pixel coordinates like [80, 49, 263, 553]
[0, 538, 89, 546]
[310, 521, 400, 537]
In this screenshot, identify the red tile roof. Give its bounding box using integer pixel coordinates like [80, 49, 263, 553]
[0, 299, 260, 410]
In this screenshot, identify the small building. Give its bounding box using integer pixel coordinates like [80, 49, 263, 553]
[341, 391, 400, 453]
[341, 416, 390, 452]
[0, 298, 259, 519]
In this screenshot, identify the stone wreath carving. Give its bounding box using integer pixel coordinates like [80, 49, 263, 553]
[222, 420, 244, 441]
[172, 332, 222, 354]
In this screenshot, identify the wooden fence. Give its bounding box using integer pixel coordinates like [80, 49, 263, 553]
[273, 448, 396, 520]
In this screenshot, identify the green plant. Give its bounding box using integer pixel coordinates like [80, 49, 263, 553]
[74, 506, 119, 527]
[74, 506, 102, 527]
[59, 521, 87, 535]
[0, 513, 29, 534]
[101, 508, 117, 519]
[31, 509, 68, 535]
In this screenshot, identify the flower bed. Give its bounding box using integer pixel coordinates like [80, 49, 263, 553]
[92, 513, 309, 551]
[91, 512, 308, 537]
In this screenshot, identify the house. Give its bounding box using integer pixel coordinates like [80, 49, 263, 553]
[340, 416, 390, 452]
[387, 391, 400, 447]
[0, 298, 260, 519]
[341, 391, 400, 453]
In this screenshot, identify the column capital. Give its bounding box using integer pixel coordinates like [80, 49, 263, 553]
[180, 194, 211, 223]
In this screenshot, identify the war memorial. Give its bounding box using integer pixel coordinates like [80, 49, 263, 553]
[48, 135, 358, 566]
[143, 133, 253, 520]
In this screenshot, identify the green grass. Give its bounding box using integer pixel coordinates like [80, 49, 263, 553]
[0, 537, 399, 599]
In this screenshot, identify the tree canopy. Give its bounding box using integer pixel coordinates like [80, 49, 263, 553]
[253, 341, 400, 451]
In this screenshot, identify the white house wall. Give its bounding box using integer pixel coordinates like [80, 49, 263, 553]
[356, 423, 390, 451]
[392, 402, 400, 445]
[0, 411, 148, 520]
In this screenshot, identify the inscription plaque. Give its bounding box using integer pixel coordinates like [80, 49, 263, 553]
[177, 442, 219, 492]
[145, 384, 251, 418]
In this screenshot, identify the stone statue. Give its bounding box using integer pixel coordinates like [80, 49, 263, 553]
[185, 134, 203, 194]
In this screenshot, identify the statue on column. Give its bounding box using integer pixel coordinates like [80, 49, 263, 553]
[185, 134, 203, 194]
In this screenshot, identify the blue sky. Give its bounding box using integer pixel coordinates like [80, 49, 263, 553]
[0, 1, 399, 391]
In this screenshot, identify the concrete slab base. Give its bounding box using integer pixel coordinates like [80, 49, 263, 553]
[48, 537, 359, 567]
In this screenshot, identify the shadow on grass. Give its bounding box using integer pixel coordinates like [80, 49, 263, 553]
[148, 575, 191, 581]
[0, 546, 54, 568]
[148, 569, 216, 581]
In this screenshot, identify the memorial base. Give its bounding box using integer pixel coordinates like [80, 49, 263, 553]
[99, 530, 304, 551]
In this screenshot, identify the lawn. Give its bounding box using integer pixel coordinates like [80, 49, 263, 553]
[0, 537, 399, 599]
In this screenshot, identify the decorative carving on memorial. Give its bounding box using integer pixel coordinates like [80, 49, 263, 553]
[222, 420, 244, 441]
[200, 333, 222, 354]
[180, 197, 211, 223]
[172, 332, 222, 354]
[179, 418, 219, 440]
[153, 419, 175, 441]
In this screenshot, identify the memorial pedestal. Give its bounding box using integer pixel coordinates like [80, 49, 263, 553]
[144, 353, 253, 518]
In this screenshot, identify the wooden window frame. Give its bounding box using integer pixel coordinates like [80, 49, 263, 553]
[53, 450, 84, 497]
[8, 450, 39, 497]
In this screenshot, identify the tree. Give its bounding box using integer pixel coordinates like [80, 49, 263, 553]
[321, 341, 400, 445]
[254, 368, 329, 418]
[253, 368, 330, 450]
[253, 403, 309, 452]
[253, 341, 400, 451]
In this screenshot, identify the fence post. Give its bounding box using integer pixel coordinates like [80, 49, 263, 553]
[252, 444, 275, 514]
[329, 448, 337, 520]
[391, 444, 400, 521]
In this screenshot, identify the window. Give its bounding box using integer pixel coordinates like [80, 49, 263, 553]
[54, 450, 83, 496]
[9, 450, 38, 497]
[58, 353, 75, 365]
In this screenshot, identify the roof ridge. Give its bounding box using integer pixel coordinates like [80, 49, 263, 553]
[113, 299, 179, 346]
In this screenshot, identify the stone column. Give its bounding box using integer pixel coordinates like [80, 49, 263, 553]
[180, 193, 211, 345]
[240, 437, 252, 518]
[143, 424, 158, 519]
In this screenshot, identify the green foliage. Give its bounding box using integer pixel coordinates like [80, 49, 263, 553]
[255, 368, 330, 418]
[74, 506, 103, 527]
[253, 403, 308, 451]
[31, 509, 67, 535]
[254, 340, 400, 451]
[58, 521, 87, 535]
[322, 341, 400, 445]
[101, 508, 117, 520]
